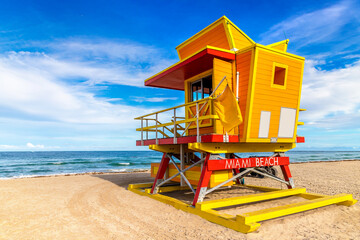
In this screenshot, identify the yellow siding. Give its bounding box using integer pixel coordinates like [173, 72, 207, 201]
[213, 58, 233, 134]
[229, 24, 253, 50]
[267, 40, 289, 52]
[235, 49, 253, 141]
[271, 43, 287, 52]
[249, 48, 304, 141]
[178, 23, 230, 60]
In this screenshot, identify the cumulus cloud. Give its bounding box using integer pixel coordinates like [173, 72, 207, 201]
[300, 60, 360, 129]
[0, 40, 169, 125]
[260, 0, 360, 57]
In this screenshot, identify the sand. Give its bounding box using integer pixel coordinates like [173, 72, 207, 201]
[0, 160, 359, 240]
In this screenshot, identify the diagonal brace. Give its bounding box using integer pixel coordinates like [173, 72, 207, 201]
[205, 168, 252, 195]
[169, 156, 196, 194]
[251, 168, 290, 186]
[156, 155, 204, 190]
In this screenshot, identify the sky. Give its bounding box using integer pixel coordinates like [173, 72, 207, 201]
[0, 0, 359, 151]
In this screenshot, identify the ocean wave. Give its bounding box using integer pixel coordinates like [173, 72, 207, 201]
[107, 168, 149, 173]
[52, 162, 63, 165]
[30, 169, 52, 173]
[0, 169, 151, 179]
[118, 162, 130, 166]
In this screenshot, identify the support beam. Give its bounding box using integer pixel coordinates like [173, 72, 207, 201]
[237, 194, 356, 225]
[193, 153, 212, 205]
[150, 153, 170, 194]
[197, 188, 306, 210]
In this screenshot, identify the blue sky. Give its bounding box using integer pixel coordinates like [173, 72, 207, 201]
[0, 0, 359, 151]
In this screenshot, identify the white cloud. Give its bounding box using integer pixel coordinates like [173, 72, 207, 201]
[45, 38, 160, 62]
[26, 142, 45, 149]
[4, 43, 172, 88]
[0, 40, 169, 125]
[132, 96, 178, 103]
[300, 60, 360, 129]
[260, 1, 359, 56]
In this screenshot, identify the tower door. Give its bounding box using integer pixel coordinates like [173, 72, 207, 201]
[213, 58, 234, 134]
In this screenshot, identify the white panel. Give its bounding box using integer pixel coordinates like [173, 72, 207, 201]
[258, 111, 271, 138]
[278, 108, 297, 138]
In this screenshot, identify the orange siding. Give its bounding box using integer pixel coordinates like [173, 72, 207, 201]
[229, 25, 253, 50]
[235, 49, 253, 141]
[213, 58, 234, 134]
[178, 23, 230, 60]
[249, 48, 304, 140]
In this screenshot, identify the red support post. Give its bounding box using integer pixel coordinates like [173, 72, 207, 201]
[150, 153, 170, 194]
[192, 153, 212, 206]
[280, 165, 293, 189]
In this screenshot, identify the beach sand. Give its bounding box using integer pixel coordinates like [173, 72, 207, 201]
[0, 160, 359, 240]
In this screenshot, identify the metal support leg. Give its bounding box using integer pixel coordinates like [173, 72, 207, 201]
[192, 153, 212, 206]
[150, 153, 170, 194]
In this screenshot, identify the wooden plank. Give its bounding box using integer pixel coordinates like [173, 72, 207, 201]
[237, 194, 356, 224]
[197, 188, 306, 210]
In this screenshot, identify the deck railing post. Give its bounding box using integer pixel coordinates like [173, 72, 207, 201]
[173, 108, 177, 144]
[155, 113, 158, 145]
[141, 117, 144, 146]
[146, 119, 148, 140]
[196, 102, 200, 142]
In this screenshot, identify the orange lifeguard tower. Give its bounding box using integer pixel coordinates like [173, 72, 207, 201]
[129, 16, 356, 233]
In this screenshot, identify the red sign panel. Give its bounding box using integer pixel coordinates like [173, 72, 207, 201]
[207, 157, 290, 171]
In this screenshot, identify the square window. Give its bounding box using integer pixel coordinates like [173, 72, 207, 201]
[274, 66, 286, 86]
[271, 63, 288, 89]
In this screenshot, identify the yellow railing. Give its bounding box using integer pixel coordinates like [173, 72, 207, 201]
[135, 97, 219, 145]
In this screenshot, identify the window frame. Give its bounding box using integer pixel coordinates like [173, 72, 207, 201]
[190, 74, 212, 102]
[271, 62, 288, 90]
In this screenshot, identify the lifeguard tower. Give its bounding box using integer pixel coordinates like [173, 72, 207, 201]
[129, 16, 356, 233]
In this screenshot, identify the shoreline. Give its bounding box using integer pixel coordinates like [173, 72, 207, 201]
[1, 159, 359, 180]
[0, 169, 151, 180]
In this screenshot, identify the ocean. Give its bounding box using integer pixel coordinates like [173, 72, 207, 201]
[0, 151, 359, 179]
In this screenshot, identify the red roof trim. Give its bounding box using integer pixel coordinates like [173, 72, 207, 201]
[145, 48, 235, 87]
